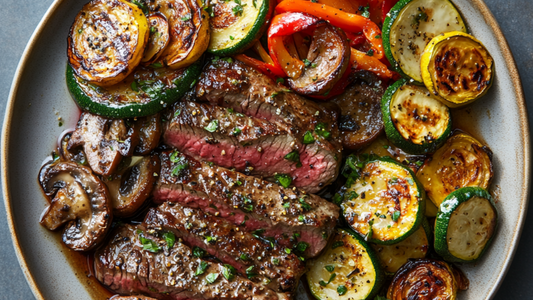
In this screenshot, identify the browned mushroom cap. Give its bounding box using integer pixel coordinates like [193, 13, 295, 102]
[133, 113, 162, 155]
[68, 112, 138, 176]
[59, 132, 88, 165]
[39, 162, 112, 251]
[105, 155, 161, 218]
[331, 71, 386, 150]
[288, 23, 350, 95]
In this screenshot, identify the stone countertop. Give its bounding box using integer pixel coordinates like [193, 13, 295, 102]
[1, 0, 532, 299]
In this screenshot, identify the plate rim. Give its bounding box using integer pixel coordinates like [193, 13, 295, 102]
[1, 0, 530, 299]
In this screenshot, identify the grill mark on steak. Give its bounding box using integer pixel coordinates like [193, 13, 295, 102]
[143, 202, 306, 294]
[164, 101, 340, 193]
[95, 224, 289, 300]
[152, 150, 339, 258]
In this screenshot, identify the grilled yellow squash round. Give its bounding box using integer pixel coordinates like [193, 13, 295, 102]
[67, 0, 149, 87]
[421, 31, 494, 107]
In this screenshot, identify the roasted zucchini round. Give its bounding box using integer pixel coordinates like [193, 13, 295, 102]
[341, 156, 426, 245]
[416, 131, 493, 207]
[67, 0, 149, 87]
[372, 218, 431, 273]
[152, 0, 210, 69]
[421, 31, 495, 107]
[387, 259, 458, 300]
[66, 60, 202, 118]
[383, 0, 467, 83]
[208, 0, 274, 56]
[307, 228, 384, 300]
[382, 79, 452, 154]
[435, 187, 497, 263]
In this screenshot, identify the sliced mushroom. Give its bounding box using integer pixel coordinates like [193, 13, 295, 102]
[133, 113, 162, 155]
[59, 132, 88, 165]
[288, 23, 350, 95]
[105, 155, 161, 218]
[68, 113, 138, 176]
[39, 162, 112, 251]
[142, 13, 170, 65]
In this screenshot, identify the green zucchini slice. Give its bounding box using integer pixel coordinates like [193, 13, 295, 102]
[341, 155, 426, 245]
[207, 0, 273, 56]
[382, 78, 452, 154]
[371, 218, 431, 273]
[66, 60, 202, 118]
[387, 259, 458, 300]
[383, 0, 467, 82]
[416, 131, 493, 208]
[435, 187, 497, 263]
[307, 228, 384, 300]
[381, 79, 452, 154]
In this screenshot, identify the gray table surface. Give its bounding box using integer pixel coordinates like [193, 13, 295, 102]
[1, 0, 532, 299]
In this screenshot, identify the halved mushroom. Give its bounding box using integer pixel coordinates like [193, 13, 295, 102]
[105, 155, 160, 218]
[133, 113, 162, 155]
[68, 113, 139, 176]
[150, 0, 210, 69]
[39, 162, 112, 251]
[142, 13, 170, 65]
[331, 71, 386, 150]
[288, 23, 350, 95]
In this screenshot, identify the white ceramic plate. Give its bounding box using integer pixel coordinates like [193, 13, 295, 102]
[2, 0, 530, 299]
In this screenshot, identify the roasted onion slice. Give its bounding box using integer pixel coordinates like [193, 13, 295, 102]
[288, 23, 350, 95]
[388, 259, 458, 300]
[416, 131, 493, 207]
[142, 13, 170, 65]
[151, 0, 210, 69]
[67, 0, 149, 86]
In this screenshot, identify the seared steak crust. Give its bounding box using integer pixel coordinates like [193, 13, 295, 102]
[164, 101, 339, 192]
[165, 59, 343, 192]
[95, 225, 289, 300]
[153, 150, 339, 258]
[143, 202, 306, 294]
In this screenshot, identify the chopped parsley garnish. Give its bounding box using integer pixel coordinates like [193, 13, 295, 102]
[195, 261, 209, 276]
[232, 0, 246, 16]
[299, 198, 312, 211]
[285, 248, 292, 254]
[284, 150, 301, 167]
[365, 219, 374, 241]
[229, 35, 235, 40]
[203, 5, 214, 17]
[240, 253, 250, 261]
[303, 131, 315, 144]
[375, 34, 381, 39]
[412, 8, 428, 26]
[392, 210, 401, 222]
[407, 178, 414, 186]
[346, 191, 359, 200]
[232, 127, 242, 136]
[337, 285, 348, 295]
[222, 264, 236, 281]
[149, 62, 163, 68]
[204, 120, 219, 132]
[181, 13, 191, 21]
[283, 202, 291, 209]
[275, 173, 292, 188]
[139, 233, 160, 253]
[251, 229, 265, 238]
[298, 215, 305, 222]
[174, 109, 182, 117]
[332, 193, 343, 205]
[193, 246, 207, 258]
[314, 122, 332, 139]
[319, 273, 336, 286]
[366, 49, 374, 56]
[205, 273, 219, 284]
[272, 258, 280, 265]
[163, 232, 176, 249]
[361, 5, 370, 18]
[294, 241, 309, 253]
[276, 77, 284, 84]
[245, 266, 257, 278]
[325, 265, 335, 273]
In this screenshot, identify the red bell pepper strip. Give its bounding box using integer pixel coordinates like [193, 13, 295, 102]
[363, 20, 384, 60]
[276, 0, 368, 33]
[345, 31, 366, 48]
[350, 47, 395, 79]
[234, 54, 286, 80]
[382, 0, 400, 22]
[268, 12, 322, 78]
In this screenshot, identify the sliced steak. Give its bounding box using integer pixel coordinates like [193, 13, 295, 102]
[331, 71, 387, 150]
[95, 224, 289, 300]
[152, 150, 339, 258]
[143, 202, 306, 294]
[164, 101, 339, 192]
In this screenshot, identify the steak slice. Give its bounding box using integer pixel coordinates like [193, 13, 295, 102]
[152, 150, 339, 258]
[143, 202, 306, 294]
[164, 101, 340, 192]
[95, 224, 289, 300]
